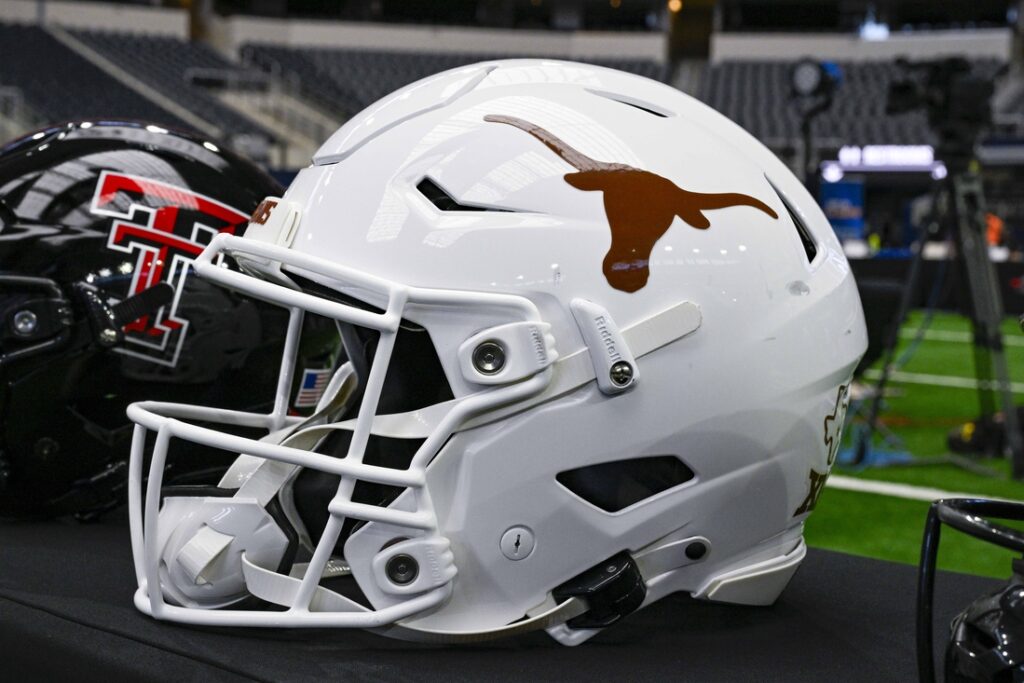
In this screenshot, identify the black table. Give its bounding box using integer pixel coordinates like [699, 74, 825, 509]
[0, 512, 1001, 682]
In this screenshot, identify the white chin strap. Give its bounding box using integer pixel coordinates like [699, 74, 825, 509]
[237, 551, 588, 643]
[161, 301, 702, 642]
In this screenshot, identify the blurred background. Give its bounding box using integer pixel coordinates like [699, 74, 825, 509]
[6, 0, 1024, 578]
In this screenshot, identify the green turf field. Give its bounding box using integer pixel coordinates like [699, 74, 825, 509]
[804, 310, 1024, 578]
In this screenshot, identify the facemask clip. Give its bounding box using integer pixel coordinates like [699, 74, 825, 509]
[570, 299, 639, 395]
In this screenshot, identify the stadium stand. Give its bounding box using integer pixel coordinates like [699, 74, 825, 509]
[0, 18, 1009, 167]
[231, 46, 1006, 152]
[71, 30, 275, 144]
[241, 44, 669, 118]
[0, 23, 189, 132]
[697, 59, 1007, 148]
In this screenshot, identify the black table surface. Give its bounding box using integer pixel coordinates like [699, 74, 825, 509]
[0, 511, 1003, 682]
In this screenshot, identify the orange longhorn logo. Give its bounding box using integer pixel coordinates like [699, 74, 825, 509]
[485, 114, 779, 292]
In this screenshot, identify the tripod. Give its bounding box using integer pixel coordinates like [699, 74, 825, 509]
[852, 154, 1024, 478]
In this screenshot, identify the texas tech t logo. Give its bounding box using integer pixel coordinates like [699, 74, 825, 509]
[90, 171, 249, 367]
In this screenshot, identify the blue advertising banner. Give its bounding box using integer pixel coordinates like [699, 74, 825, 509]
[819, 179, 865, 242]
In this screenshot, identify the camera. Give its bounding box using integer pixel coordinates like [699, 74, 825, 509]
[887, 57, 999, 164]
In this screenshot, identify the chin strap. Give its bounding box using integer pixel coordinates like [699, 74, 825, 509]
[241, 552, 366, 613]
[374, 597, 589, 644]
[239, 550, 588, 643]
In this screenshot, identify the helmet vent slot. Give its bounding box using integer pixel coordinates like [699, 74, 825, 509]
[556, 455, 695, 513]
[608, 99, 668, 118]
[416, 177, 512, 213]
[767, 179, 818, 264]
[586, 88, 671, 118]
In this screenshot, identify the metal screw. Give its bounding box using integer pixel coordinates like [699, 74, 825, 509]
[609, 361, 634, 387]
[472, 341, 506, 375]
[99, 328, 119, 344]
[12, 310, 37, 336]
[385, 554, 418, 585]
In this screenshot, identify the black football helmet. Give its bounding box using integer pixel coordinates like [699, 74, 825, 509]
[917, 498, 1024, 682]
[0, 121, 338, 519]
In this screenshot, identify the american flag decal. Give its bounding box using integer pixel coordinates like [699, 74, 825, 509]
[294, 368, 332, 408]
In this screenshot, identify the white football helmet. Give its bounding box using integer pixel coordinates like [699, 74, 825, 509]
[127, 59, 866, 645]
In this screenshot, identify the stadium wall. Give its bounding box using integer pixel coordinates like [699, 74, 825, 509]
[0, 0, 187, 37]
[209, 15, 667, 62]
[711, 28, 1012, 62]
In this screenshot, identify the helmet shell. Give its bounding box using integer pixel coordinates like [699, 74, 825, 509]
[280, 61, 867, 632]
[0, 121, 289, 518]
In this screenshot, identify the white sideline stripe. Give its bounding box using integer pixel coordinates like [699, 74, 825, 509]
[899, 328, 1024, 347]
[827, 474, 1018, 503]
[861, 368, 1024, 394]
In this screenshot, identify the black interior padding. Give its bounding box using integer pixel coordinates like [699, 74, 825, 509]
[286, 273, 455, 415]
[342, 323, 455, 415]
[292, 433, 424, 556]
[283, 274, 455, 553]
[556, 456, 696, 513]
